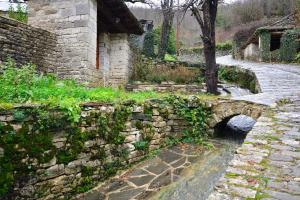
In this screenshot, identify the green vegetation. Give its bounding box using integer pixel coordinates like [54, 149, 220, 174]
[153, 26, 177, 56]
[0, 103, 133, 197]
[216, 41, 233, 51]
[258, 30, 271, 62]
[130, 57, 203, 84]
[142, 31, 155, 58]
[0, 59, 164, 121]
[280, 29, 300, 62]
[164, 54, 177, 61]
[8, 3, 28, 23]
[219, 66, 258, 93]
[0, 108, 57, 197]
[0, 61, 213, 197]
[165, 96, 211, 145]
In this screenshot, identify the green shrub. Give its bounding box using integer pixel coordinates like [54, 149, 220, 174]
[164, 54, 177, 61]
[153, 26, 176, 55]
[133, 140, 150, 152]
[142, 31, 155, 57]
[8, 3, 28, 23]
[219, 66, 258, 93]
[216, 41, 233, 51]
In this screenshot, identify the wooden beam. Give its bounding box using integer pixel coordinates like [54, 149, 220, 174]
[98, 3, 129, 34]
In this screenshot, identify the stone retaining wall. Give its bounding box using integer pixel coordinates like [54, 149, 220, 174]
[0, 16, 58, 73]
[0, 98, 263, 199]
[178, 48, 231, 64]
[0, 100, 191, 200]
[126, 83, 205, 94]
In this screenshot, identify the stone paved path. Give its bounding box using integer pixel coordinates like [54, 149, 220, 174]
[207, 56, 300, 199]
[217, 56, 300, 106]
[80, 144, 210, 200]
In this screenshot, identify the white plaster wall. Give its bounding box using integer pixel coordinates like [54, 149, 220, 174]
[244, 43, 260, 61]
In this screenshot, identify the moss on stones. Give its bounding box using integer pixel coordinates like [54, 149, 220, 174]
[218, 66, 259, 93]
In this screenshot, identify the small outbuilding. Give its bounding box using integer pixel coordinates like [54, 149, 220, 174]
[234, 14, 300, 62]
[27, 0, 143, 86]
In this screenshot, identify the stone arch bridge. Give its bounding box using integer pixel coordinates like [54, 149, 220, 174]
[207, 99, 265, 128]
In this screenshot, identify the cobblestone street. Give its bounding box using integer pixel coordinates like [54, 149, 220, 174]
[208, 56, 300, 199]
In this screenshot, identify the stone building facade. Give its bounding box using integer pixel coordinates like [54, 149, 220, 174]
[27, 0, 143, 86]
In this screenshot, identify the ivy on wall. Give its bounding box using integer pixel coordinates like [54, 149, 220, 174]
[280, 29, 300, 62]
[0, 104, 132, 198]
[258, 30, 271, 62]
[0, 96, 212, 198]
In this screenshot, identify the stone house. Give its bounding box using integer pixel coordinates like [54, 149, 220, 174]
[239, 14, 299, 62]
[27, 0, 143, 86]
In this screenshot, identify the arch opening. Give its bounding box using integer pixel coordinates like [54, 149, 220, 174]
[213, 114, 256, 143]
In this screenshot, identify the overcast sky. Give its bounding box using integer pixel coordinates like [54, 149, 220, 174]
[127, 0, 236, 7]
[0, 0, 26, 11]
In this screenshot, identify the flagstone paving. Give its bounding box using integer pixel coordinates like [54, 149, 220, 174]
[79, 144, 211, 200]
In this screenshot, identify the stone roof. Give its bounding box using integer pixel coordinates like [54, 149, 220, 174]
[98, 0, 144, 35]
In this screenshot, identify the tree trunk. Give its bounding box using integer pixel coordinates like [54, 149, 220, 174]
[203, 40, 218, 94]
[158, 12, 175, 59]
[202, 0, 218, 94]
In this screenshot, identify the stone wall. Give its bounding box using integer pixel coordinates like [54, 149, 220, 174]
[0, 16, 58, 73]
[0, 98, 263, 199]
[0, 101, 189, 200]
[28, 0, 101, 83]
[99, 33, 111, 86]
[178, 48, 231, 64]
[126, 83, 205, 94]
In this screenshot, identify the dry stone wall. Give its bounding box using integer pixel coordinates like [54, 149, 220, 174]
[126, 83, 205, 94]
[0, 100, 190, 200]
[178, 48, 231, 64]
[0, 16, 58, 73]
[0, 98, 263, 200]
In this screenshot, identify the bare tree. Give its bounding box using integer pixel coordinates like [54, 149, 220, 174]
[158, 0, 176, 59]
[184, 0, 220, 94]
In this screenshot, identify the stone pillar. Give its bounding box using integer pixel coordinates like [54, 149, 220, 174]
[99, 33, 111, 86]
[28, 0, 101, 84]
[109, 33, 131, 87]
